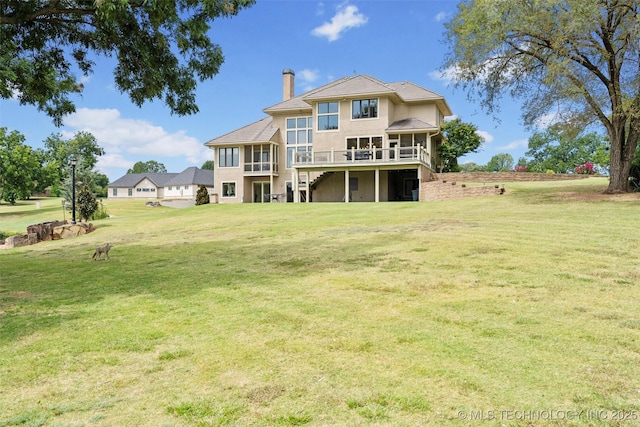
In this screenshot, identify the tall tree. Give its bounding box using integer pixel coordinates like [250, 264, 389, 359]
[201, 160, 215, 170]
[487, 153, 515, 172]
[438, 118, 485, 172]
[524, 127, 610, 173]
[0, 128, 41, 204]
[443, 0, 639, 193]
[44, 131, 104, 186]
[1, 0, 255, 125]
[127, 160, 167, 174]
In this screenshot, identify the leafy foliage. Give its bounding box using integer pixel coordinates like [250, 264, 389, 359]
[76, 183, 98, 221]
[438, 118, 484, 172]
[443, 0, 639, 192]
[522, 127, 609, 174]
[0, 128, 41, 204]
[487, 153, 514, 172]
[1, 0, 256, 125]
[196, 184, 210, 206]
[127, 160, 167, 174]
[201, 160, 215, 170]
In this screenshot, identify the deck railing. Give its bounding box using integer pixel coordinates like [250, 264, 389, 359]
[294, 145, 431, 167]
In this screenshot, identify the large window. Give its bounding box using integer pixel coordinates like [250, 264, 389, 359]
[352, 99, 378, 119]
[222, 182, 236, 197]
[245, 144, 276, 172]
[317, 102, 339, 131]
[287, 116, 313, 168]
[219, 147, 239, 167]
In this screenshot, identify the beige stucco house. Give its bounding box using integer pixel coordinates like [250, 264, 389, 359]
[205, 70, 452, 203]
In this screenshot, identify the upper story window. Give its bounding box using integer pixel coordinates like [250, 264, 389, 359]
[352, 99, 378, 119]
[317, 102, 339, 131]
[287, 116, 313, 168]
[219, 147, 239, 167]
[286, 117, 313, 145]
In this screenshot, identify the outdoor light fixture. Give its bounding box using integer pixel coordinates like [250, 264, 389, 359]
[70, 158, 77, 224]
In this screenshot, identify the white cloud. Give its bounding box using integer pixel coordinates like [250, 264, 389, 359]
[297, 68, 320, 92]
[497, 139, 528, 151]
[534, 112, 561, 129]
[428, 65, 461, 85]
[62, 107, 209, 175]
[435, 11, 448, 22]
[298, 69, 320, 84]
[311, 3, 368, 42]
[476, 130, 494, 143]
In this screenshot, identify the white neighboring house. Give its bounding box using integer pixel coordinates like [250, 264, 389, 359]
[108, 167, 214, 200]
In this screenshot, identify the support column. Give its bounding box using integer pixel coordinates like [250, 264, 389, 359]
[344, 169, 350, 203]
[293, 169, 299, 203]
[306, 172, 310, 203]
[374, 168, 380, 203]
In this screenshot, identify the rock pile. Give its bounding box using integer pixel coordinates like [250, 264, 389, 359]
[2, 221, 95, 249]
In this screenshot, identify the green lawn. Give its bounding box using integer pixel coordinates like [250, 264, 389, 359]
[1, 177, 639, 426]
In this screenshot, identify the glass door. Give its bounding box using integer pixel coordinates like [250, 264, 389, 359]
[253, 182, 271, 203]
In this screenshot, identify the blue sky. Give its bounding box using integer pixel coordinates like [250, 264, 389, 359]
[1, 0, 535, 182]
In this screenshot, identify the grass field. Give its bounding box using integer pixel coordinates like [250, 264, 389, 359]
[1, 177, 639, 426]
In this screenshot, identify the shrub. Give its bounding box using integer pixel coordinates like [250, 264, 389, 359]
[77, 184, 98, 221]
[196, 185, 210, 205]
[514, 165, 527, 172]
[575, 162, 595, 174]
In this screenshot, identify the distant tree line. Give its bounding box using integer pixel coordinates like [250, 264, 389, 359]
[0, 127, 108, 205]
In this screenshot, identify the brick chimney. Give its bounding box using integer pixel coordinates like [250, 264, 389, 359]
[282, 68, 295, 101]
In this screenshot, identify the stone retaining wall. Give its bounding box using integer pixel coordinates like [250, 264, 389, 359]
[420, 180, 504, 202]
[436, 172, 590, 183]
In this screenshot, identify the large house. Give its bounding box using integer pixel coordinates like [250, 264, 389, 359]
[108, 166, 214, 200]
[205, 70, 452, 203]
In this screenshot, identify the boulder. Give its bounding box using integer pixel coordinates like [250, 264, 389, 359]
[4, 233, 38, 248]
[52, 222, 95, 240]
[27, 220, 66, 242]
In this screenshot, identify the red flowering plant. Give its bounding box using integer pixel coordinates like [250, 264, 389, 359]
[575, 162, 595, 174]
[514, 165, 527, 172]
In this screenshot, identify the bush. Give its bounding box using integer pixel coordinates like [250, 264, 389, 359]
[196, 185, 210, 205]
[77, 184, 98, 221]
[575, 162, 595, 174]
[92, 200, 109, 220]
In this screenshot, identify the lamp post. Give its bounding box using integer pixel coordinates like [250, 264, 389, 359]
[70, 158, 77, 224]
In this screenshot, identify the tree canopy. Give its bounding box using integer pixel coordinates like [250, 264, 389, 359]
[0, 128, 41, 204]
[127, 160, 167, 174]
[443, 0, 639, 193]
[487, 153, 515, 172]
[523, 127, 610, 173]
[438, 118, 484, 172]
[1, 0, 255, 125]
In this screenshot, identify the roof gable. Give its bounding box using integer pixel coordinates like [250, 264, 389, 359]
[302, 75, 395, 101]
[109, 173, 178, 187]
[204, 117, 278, 146]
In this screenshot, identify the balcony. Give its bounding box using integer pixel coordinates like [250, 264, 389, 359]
[293, 145, 432, 169]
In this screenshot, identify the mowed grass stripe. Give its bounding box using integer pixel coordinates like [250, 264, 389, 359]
[1, 177, 639, 426]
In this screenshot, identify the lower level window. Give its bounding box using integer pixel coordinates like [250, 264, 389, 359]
[222, 182, 236, 197]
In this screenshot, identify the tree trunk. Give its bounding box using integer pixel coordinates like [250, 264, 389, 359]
[606, 121, 638, 194]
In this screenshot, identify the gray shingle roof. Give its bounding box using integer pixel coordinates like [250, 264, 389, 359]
[109, 173, 178, 187]
[165, 167, 214, 186]
[204, 117, 278, 146]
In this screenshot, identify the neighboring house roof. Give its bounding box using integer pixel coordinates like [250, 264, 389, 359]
[165, 167, 214, 186]
[386, 118, 439, 132]
[204, 117, 278, 146]
[108, 173, 178, 187]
